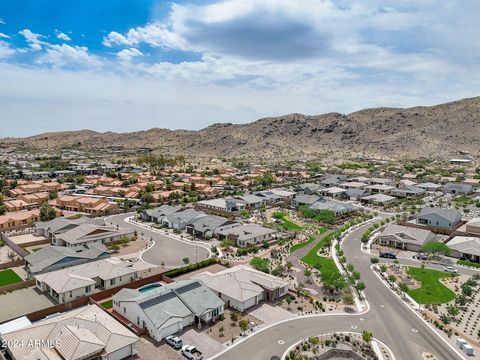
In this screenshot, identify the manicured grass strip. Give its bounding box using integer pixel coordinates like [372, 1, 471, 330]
[407, 267, 456, 304]
[457, 260, 480, 268]
[290, 236, 315, 253]
[100, 300, 113, 309]
[0, 269, 22, 287]
[301, 230, 344, 288]
[272, 211, 305, 231]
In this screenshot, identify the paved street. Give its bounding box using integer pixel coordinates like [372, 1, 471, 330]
[108, 213, 210, 267]
[214, 220, 465, 360]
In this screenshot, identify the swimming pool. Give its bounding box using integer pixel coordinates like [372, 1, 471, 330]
[138, 283, 162, 293]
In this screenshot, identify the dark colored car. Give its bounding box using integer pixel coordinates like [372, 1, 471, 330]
[379, 252, 397, 259]
[414, 254, 428, 260]
[271, 357, 281, 360]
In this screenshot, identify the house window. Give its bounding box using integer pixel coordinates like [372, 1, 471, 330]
[123, 307, 126, 314]
[85, 286, 91, 293]
[111, 278, 116, 286]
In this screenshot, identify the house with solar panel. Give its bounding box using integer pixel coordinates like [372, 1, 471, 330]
[112, 280, 224, 341]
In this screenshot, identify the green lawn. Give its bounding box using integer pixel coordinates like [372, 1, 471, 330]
[273, 211, 327, 233]
[407, 267, 456, 304]
[457, 260, 480, 268]
[290, 236, 315, 253]
[0, 269, 22, 287]
[100, 300, 113, 309]
[301, 231, 343, 288]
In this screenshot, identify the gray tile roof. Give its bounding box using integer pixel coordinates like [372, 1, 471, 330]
[380, 224, 437, 246]
[55, 224, 133, 246]
[391, 185, 426, 196]
[447, 236, 480, 257]
[25, 244, 110, 274]
[417, 207, 462, 224]
[115, 280, 223, 329]
[293, 194, 321, 205]
[188, 215, 238, 233]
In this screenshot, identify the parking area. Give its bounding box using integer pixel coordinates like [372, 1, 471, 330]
[248, 303, 298, 324]
[179, 328, 226, 359]
[0, 287, 55, 322]
[137, 337, 183, 360]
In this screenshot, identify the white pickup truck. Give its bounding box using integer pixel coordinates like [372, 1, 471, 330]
[181, 345, 204, 360]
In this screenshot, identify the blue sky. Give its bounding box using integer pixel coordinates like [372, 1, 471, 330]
[0, 0, 479, 136]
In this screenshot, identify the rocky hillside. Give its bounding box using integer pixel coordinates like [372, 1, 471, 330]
[2, 97, 479, 161]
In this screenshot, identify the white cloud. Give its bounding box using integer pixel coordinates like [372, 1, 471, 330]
[36, 44, 101, 69]
[19, 29, 45, 51]
[116, 48, 143, 61]
[0, 33, 10, 39]
[56, 31, 71, 41]
[0, 18, 5, 25]
[0, 40, 15, 59]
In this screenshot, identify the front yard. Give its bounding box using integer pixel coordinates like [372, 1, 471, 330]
[0, 269, 22, 287]
[407, 267, 456, 304]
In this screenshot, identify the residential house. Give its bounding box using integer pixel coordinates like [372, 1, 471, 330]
[2, 304, 139, 360]
[35, 258, 143, 303]
[51, 223, 135, 247]
[309, 199, 355, 216]
[391, 185, 426, 198]
[185, 215, 239, 239]
[192, 265, 289, 312]
[195, 197, 246, 214]
[160, 208, 207, 230]
[415, 207, 462, 229]
[346, 189, 370, 201]
[296, 183, 322, 194]
[465, 218, 480, 236]
[360, 194, 397, 206]
[378, 224, 439, 252]
[443, 182, 474, 195]
[416, 182, 443, 192]
[54, 195, 118, 216]
[365, 184, 396, 194]
[447, 236, 480, 262]
[216, 224, 278, 247]
[234, 193, 266, 209]
[142, 205, 182, 222]
[24, 243, 111, 278]
[113, 280, 224, 341]
[291, 194, 321, 208]
[0, 209, 40, 230]
[320, 174, 348, 188]
[35, 216, 106, 238]
[319, 187, 349, 199]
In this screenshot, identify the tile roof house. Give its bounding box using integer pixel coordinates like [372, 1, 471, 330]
[447, 236, 480, 262]
[160, 208, 207, 230]
[113, 280, 224, 341]
[2, 304, 139, 360]
[0, 209, 41, 230]
[360, 194, 397, 205]
[53, 195, 119, 216]
[195, 197, 246, 214]
[24, 243, 111, 277]
[415, 207, 462, 229]
[291, 194, 321, 207]
[142, 204, 182, 222]
[192, 265, 289, 312]
[309, 199, 355, 216]
[51, 223, 135, 247]
[465, 218, 480, 236]
[443, 182, 474, 195]
[216, 224, 279, 247]
[35, 216, 107, 238]
[185, 215, 239, 239]
[379, 224, 440, 252]
[416, 182, 443, 192]
[320, 174, 348, 188]
[35, 258, 143, 303]
[296, 183, 323, 194]
[390, 185, 426, 198]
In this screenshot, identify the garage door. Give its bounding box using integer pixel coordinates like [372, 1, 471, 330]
[160, 322, 181, 339]
[107, 345, 132, 360]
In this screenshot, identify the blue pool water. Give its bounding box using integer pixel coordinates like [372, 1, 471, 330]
[138, 283, 162, 293]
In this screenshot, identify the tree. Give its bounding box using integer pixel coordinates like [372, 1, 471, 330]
[356, 282, 366, 292]
[239, 319, 249, 332]
[303, 268, 312, 281]
[421, 241, 451, 257]
[398, 282, 410, 298]
[447, 305, 459, 319]
[40, 202, 56, 221]
[230, 311, 240, 322]
[342, 290, 355, 306]
[347, 263, 355, 272]
[286, 261, 293, 271]
[0, 205, 6, 216]
[362, 330, 373, 343]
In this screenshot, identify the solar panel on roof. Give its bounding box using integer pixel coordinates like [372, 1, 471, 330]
[175, 281, 201, 294]
[139, 291, 176, 310]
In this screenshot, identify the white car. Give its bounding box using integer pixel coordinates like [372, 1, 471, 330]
[165, 335, 183, 349]
[443, 266, 458, 273]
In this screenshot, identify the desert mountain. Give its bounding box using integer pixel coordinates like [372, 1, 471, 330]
[2, 97, 479, 161]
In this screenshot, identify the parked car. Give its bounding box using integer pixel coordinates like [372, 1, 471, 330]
[181, 345, 204, 360]
[443, 266, 458, 273]
[165, 335, 183, 349]
[379, 252, 397, 259]
[271, 356, 281, 360]
[414, 254, 428, 261]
